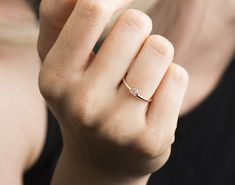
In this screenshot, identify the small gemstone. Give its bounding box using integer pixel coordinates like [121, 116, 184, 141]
[130, 88, 139, 96]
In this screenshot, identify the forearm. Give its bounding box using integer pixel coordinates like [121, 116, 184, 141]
[52, 144, 150, 185]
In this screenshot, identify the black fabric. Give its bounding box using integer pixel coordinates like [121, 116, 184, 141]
[23, 110, 62, 185]
[23, 59, 234, 185]
[148, 59, 235, 185]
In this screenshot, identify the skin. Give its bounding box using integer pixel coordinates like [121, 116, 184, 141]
[38, 0, 235, 184]
[0, 0, 235, 185]
[0, 0, 46, 184]
[38, 0, 235, 115]
[150, 0, 235, 114]
[39, 1, 187, 185]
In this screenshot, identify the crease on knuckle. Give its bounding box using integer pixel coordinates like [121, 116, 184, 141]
[99, 112, 144, 146]
[154, 127, 175, 152]
[147, 35, 174, 60]
[99, 117, 131, 146]
[38, 68, 64, 101]
[78, 0, 109, 21]
[169, 64, 189, 88]
[69, 90, 96, 127]
[39, 1, 60, 28]
[137, 127, 174, 159]
[121, 9, 152, 34]
[40, 0, 76, 28]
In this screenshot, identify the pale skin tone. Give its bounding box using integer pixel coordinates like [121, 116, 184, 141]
[1, 0, 235, 184]
[0, 1, 47, 184]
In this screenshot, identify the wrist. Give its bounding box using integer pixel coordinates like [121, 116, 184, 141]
[52, 140, 150, 185]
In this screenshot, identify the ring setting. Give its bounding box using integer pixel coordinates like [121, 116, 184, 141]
[122, 78, 152, 103]
[129, 88, 139, 97]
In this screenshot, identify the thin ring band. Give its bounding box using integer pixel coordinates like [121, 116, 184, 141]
[122, 78, 152, 103]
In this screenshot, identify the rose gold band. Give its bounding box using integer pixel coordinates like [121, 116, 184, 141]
[122, 78, 152, 103]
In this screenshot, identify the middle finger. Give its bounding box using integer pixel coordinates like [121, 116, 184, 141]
[86, 9, 152, 88]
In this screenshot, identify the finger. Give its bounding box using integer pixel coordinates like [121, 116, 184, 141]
[146, 63, 189, 150]
[38, 0, 132, 60]
[45, 0, 134, 74]
[118, 35, 174, 110]
[86, 9, 152, 88]
[38, 0, 77, 60]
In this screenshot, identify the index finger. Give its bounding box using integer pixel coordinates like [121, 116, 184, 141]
[38, 0, 78, 60]
[38, 0, 132, 60]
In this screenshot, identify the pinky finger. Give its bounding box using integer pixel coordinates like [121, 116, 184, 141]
[146, 63, 189, 151]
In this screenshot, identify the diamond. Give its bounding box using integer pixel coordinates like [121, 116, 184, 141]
[129, 88, 139, 96]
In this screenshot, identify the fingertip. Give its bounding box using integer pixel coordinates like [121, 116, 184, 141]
[121, 9, 153, 34]
[147, 35, 175, 60]
[168, 63, 189, 88]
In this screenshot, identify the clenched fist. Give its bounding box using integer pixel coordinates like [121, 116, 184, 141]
[38, 0, 188, 184]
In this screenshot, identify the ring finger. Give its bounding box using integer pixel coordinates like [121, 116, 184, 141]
[118, 35, 174, 111]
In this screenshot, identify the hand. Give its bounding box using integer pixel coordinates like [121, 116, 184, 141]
[38, 0, 189, 184]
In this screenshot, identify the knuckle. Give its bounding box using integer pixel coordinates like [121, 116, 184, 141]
[39, 1, 55, 23]
[169, 64, 189, 87]
[38, 57, 77, 102]
[69, 88, 96, 127]
[146, 35, 174, 60]
[39, 69, 56, 100]
[79, 0, 110, 19]
[99, 125, 131, 146]
[136, 128, 175, 159]
[40, 0, 76, 28]
[121, 9, 152, 33]
[55, 0, 77, 9]
[59, 0, 77, 5]
[38, 68, 65, 101]
[39, 0, 50, 15]
[163, 136, 175, 153]
[154, 127, 175, 150]
[154, 148, 171, 171]
[100, 119, 142, 146]
[38, 75, 51, 100]
[39, 1, 50, 20]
